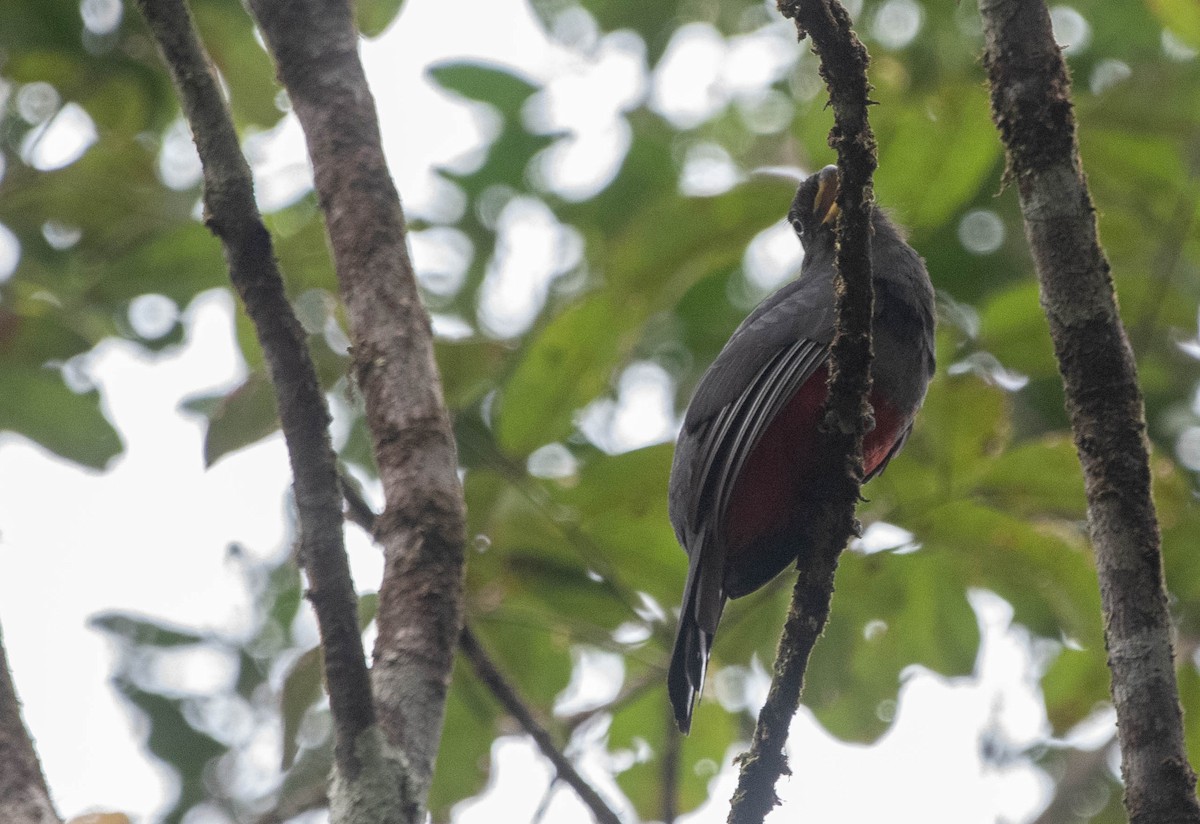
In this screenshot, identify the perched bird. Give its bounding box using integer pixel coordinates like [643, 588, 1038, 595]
[667, 165, 936, 733]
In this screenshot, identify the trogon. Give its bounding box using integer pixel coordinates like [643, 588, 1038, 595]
[667, 165, 936, 733]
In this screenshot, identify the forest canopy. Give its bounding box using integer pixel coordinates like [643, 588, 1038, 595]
[1, 0, 1199, 821]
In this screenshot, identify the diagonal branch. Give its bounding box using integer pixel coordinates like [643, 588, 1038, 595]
[133, 0, 376, 787]
[0, 622, 61, 824]
[458, 627, 624, 824]
[341, 484, 625, 824]
[242, 0, 468, 816]
[727, 2, 877, 822]
[980, 1, 1200, 821]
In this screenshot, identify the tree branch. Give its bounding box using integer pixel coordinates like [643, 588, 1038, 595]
[727, 2, 878, 821]
[339, 488, 624, 824]
[134, 0, 376, 788]
[459, 627, 624, 824]
[0, 622, 61, 824]
[662, 703, 681, 824]
[242, 0, 467, 816]
[980, 2, 1200, 821]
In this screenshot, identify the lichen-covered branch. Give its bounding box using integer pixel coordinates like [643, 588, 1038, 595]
[243, 0, 467, 816]
[980, 1, 1200, 821]
[727, 2, 878, 821]
[340, 489, 625, 824]
[0, 623, 61, 824]
[134, 0, 377, 793]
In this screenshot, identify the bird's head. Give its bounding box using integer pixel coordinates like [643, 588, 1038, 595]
[787, 165, 841, 254]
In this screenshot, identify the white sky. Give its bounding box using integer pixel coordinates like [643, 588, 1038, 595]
[0, 0, 1089, 820]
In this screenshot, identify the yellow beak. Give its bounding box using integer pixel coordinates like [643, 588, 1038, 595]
[813, 165, 840, 226]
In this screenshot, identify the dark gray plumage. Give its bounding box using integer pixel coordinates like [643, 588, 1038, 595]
[667, 166, 936, 732]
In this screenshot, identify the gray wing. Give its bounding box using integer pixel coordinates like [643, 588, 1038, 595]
[669, 273, 837, 557]
[692, 339, 829, 541]
[667, 268, 838, 730]
[666, 333, 828, 731]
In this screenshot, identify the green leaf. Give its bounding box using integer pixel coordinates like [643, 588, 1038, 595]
[1181, 664, 1200, 768]
[1146, 0, 1200, 48]
[870, 369, 1012, 507]
[428, 61, 540, 111]
[187, 371, 279, 467]
[974, 434, 1087, 519]
[977, 283, 1059, 380]
[805, 549, 979, 742]
[875, 89, 1003, 230]
[496, 178, 793, 454]
[495, 294, 624, 454]
[919, 499, 1101, 645]
[428, 62, 554, 199]
[470, 608, 575, 710]
[97, 224, 229, 306]
[0, 363, 122, 469]
[355, 0, 406, 38]
[556, 445, 682, 609]
[116, 682, 227, 824]
[428, 654, 497, 816]
[436, 338, 510, 410]
[0, 308, 93, 365]
[1041, 646, 1111, 734]
[271, 205, 338, 295]
[192, 0, 286, 128]
[280, 646, 323, 769]
[609, 685, 737, 818]
[0, 136, 195, 255]
[90, 612, 208, 647]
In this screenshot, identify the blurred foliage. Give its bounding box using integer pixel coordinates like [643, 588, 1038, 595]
[90, 550, 306, 824]
[3, 0, 1200, 820]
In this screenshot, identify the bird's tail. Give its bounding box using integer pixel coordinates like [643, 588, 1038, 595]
[668, 604, 712, 734]
[668, 542, 724, 733]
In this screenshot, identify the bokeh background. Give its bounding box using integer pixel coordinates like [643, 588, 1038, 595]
[1, 0, 1199, 821]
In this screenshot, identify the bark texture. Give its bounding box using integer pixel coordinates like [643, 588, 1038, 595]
[727, 1, 877, 821]
[134, 0, 377, 790]
[344, 489, 622, 824]
[980, 1, 1200, 821]
[244, 0, 467, 815]
[0, 627, 60, 824]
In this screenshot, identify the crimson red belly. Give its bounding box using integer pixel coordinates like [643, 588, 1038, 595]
[723, 364, 903, 558]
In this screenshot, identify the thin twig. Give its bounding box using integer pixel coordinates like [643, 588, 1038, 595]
[1129, 183, 1199, 349]
[459, 626, 625, 824]
[727, 1, 878, 822]
[980, 1, 1200, 821]
[243, 0, 467, 813]
[0, 621, 62, 824]
[662, 703, 681, 824]
[561, 669, 663, 734]
[339, 469, 378, 535]
[530, 779, 560, 824]
[133, 0, 375, 782]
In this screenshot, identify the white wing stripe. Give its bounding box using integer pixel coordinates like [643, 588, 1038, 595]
[688, 340, 828, 534]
